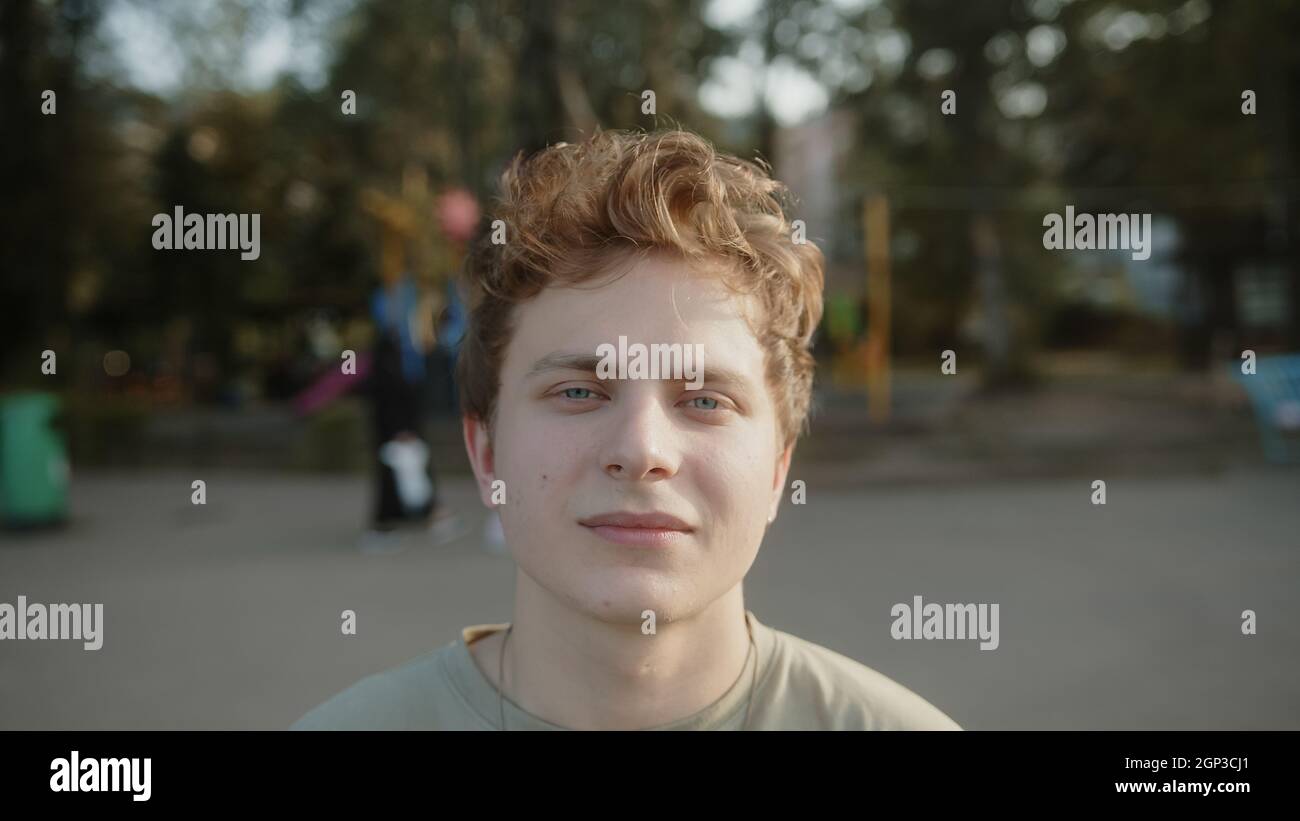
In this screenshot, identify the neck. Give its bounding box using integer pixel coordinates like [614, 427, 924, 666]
[501, 573, 752, 730]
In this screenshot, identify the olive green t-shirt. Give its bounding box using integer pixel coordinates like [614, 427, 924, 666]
[291, 611, 960, 731]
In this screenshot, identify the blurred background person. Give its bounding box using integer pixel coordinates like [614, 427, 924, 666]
[358, 183, 465, 552]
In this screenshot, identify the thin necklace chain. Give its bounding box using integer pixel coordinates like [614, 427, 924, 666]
[497, 618, 759, 731]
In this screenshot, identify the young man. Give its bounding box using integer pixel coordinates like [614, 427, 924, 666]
[293, 129, 959, 730]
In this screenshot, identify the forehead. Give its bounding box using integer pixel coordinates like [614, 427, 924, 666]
[503, 252, 766, 375]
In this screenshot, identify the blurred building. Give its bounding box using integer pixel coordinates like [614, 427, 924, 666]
[775, 109, 862, 298]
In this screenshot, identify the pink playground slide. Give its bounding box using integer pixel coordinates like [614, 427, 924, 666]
[293, 351, 372, 416]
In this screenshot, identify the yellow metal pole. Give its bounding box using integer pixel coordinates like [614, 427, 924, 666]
[864, 194, 891, 424]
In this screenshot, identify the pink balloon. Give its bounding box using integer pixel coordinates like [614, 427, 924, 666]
[436, 189, 480, 245]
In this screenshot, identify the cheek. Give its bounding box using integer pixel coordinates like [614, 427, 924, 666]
[494, 414, 587, 516]
[694, 435, 776, 535]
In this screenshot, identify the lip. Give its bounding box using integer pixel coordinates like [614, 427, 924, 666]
[578, 511, 694, 547]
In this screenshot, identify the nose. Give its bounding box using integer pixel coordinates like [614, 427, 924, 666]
[600, 388, 681, 481]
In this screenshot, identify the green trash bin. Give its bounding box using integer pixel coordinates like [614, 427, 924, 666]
[0, 392, 69, 528]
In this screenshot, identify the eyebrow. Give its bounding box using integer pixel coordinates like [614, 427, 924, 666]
[525, 351, 755, 390]
[527, 353, 605, 378]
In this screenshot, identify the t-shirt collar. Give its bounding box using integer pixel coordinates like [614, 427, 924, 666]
[443, 610, 773, 730]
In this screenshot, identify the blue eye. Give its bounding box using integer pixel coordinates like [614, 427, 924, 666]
[690, 396, 720, 410]
[563, 387, 594, 400]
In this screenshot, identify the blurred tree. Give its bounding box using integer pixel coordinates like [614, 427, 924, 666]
[847, 0, 1046, 386]
[0, 0, 144, 386]
[1047, 0, 1300, 367]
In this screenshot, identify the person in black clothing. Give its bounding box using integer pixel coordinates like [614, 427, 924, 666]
[368, 328, 435, 529]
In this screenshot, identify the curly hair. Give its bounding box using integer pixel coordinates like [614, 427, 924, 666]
[457, 128, 824, 448]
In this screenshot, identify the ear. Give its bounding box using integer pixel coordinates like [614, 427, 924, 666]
[767, 441, 795, 525]
[462, 414, 498, 507]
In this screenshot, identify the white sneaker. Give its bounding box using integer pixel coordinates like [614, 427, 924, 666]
[428, 511, 469, 546]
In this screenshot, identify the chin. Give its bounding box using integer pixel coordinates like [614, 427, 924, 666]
[566, 568, 694, 626]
